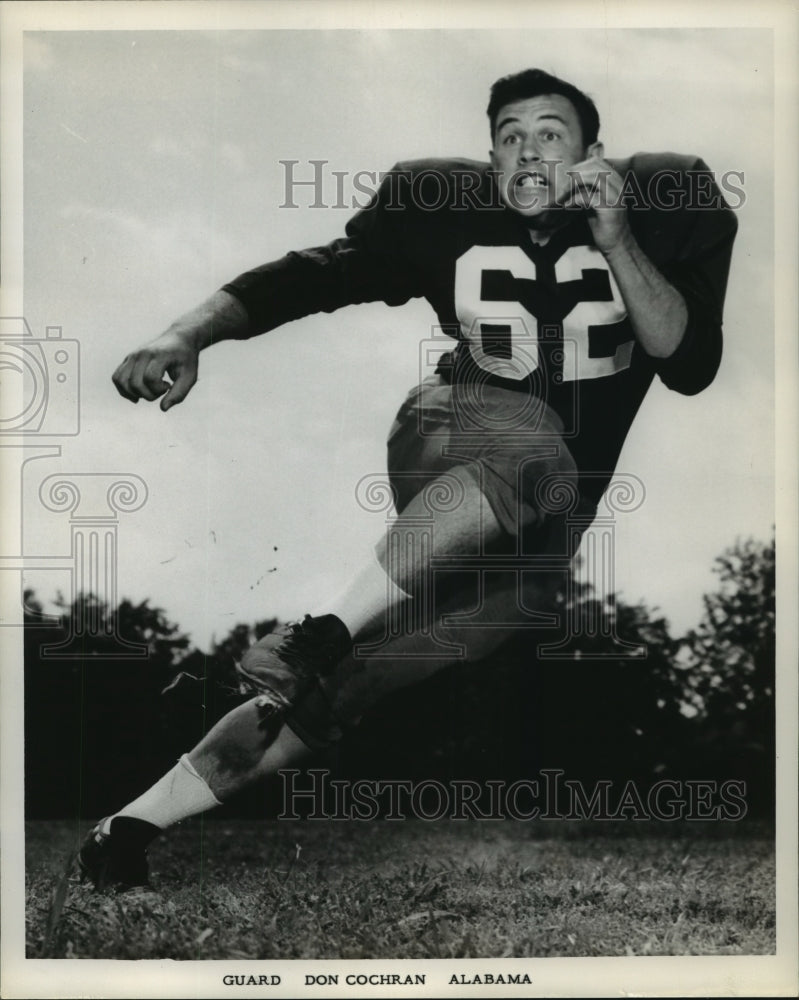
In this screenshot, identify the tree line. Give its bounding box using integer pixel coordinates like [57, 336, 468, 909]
[23, 535, 775, 819]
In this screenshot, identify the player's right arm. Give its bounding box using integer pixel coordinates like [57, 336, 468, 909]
[113, 162, 435, 410]
[112, 289, 250, 410]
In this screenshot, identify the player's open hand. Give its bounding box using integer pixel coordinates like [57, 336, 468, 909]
[112, 328, 200, 411]
[562, 156, 631, 255]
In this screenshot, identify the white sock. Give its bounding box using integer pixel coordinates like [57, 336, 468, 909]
[314, 549, 412, 639]
[102, 754, 221, 833]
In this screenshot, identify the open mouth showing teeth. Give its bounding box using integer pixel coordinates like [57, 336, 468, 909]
[515, 172, 548, 189]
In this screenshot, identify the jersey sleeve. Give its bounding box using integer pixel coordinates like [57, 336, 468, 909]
[220, 165, 423, 337]
[631, 156, 738, 396]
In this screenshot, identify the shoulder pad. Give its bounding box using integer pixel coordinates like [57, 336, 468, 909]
[608, 151, 707, 184]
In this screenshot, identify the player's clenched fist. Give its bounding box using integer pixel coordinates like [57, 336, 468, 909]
[111, 290, 250, 411]
[564, 157, 630, 255]
[112, 329, 200, 411]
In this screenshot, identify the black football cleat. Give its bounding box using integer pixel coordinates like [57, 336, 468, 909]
[77, 816, 158, 893]
[235, 613, 352, 711]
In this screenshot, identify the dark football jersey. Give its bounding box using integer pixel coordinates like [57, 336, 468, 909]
[223, 154, 737, 504]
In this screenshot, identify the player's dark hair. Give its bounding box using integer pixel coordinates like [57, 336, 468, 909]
[487, 68, 600, 146]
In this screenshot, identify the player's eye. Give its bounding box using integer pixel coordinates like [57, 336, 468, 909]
[502, 133, 520, 145]
[540, 130, 560, 142]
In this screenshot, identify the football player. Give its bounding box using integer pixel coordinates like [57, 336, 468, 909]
[80, 68, 737, 891]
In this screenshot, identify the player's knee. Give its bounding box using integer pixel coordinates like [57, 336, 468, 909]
[238, 643, 304, 708]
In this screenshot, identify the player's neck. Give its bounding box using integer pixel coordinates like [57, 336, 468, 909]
[525, 213, 571, 247]
[526, 228, 553, 247]
[526, 223, 564, 247]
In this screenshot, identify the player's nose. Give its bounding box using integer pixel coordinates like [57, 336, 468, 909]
[518, 143, 541, 165]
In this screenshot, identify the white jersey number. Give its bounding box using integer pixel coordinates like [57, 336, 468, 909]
[454, 244, 633, 382]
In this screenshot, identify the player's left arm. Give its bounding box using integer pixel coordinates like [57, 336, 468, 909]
[566, 157, 688, 359]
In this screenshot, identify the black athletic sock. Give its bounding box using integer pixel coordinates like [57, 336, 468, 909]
[107, 815, 161, 849]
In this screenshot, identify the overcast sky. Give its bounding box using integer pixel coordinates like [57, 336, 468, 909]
[17, 24, 775, 650]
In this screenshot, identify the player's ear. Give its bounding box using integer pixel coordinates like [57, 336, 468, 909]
[587, 140, 604, 159]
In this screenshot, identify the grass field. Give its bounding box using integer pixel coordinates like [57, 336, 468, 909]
[26, 818, 775, 960]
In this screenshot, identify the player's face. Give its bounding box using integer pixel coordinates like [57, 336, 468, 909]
[490, 94, 602, 226]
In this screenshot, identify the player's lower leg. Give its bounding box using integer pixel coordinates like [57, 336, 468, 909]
[187, 699, 313, 796]
[79, 602, 361, 891]
[77, 701, 314, 892]
[79, 473, 508, 891]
